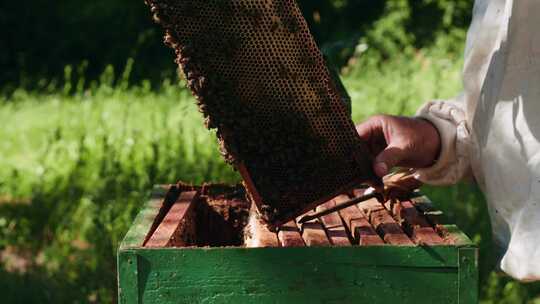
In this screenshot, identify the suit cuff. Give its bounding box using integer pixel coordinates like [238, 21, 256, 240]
[413, 100, 471, 185]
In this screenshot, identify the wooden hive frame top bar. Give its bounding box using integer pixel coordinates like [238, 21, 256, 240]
[142, 183, 454, 248]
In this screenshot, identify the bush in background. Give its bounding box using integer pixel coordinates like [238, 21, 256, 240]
[5, 0, 540, 303]
[1, 0, 472, 91]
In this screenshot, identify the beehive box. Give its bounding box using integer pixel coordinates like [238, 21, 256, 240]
[118, 183, 478, 304]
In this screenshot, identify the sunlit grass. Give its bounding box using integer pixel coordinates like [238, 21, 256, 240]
[1, 49, 539, 303]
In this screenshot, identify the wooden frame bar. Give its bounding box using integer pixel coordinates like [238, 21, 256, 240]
[278, 221, 306, 247]
[316, 200, 350, 246]
[144, 191, 198, 248]
[335, 195, 384, 245]
[398, 200, 445, 245]
[297, 212, 331, 247]
[358, 198, 414, 246]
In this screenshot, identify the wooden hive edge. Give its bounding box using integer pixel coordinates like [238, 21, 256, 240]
[119, 184, 174, 250]
[409, 193, 476, 247]
[119, 185, 476, 251]
[131, 245, 462, 268]
[335, 194, 385, 246]
[144, 191, 199, 248]
[315, 199, 352, 246]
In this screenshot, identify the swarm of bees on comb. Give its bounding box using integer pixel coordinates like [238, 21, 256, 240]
[146, 0, 377, 229]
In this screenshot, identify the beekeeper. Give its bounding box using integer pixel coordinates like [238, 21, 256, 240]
[356, 0, 540, 281]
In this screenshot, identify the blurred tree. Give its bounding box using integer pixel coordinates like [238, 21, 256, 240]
[0, 0, 173, 91]
[0, 0, 473, 91]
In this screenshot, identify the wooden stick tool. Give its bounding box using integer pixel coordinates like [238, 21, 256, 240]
[298, 171, 422, 224]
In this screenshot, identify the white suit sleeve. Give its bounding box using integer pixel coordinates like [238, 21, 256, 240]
[414, 98, 472, 185]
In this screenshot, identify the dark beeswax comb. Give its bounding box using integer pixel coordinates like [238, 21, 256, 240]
[146, 0, 377, 229]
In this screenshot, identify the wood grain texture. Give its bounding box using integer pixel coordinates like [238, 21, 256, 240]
[459, 247, 479, 304]
[145, 191, 198, 248]
[118, 188, 478, 304]
[398, 200, 444, 245]
[358, 198, 414, 246]
[316, 199, 350, 246]
[245, 204, 279, 248]
[117, 250, 139, 304]
[120, 185, 171, 249]
[297, 212, 331, 247]
[278, 221, 306, 247]
[129, 247, 465, 304]
[335, 195, 384, 245]
[410, 195, 459, 245]
[439, 225, 473, 246]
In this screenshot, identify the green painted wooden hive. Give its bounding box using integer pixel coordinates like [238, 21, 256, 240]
[118, 182, 478, 304]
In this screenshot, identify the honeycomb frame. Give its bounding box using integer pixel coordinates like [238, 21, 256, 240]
[146, 0, 378, 229]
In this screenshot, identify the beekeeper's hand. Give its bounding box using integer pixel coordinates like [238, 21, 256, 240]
[356, 115, 441, 177]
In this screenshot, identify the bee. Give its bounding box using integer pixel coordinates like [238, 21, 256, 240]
[283, 17, 299, 34]
[270, 20, 280, 32]
[277, 62, 289, 79]
[300, 54, 316, 67]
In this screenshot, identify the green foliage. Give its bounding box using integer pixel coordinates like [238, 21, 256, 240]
[1, 0, 472, 90]
[0, 67, 238, 303]
[311, 0, 472, 66]
[2, 44, 539, 302]
[2, 0, 538, 302]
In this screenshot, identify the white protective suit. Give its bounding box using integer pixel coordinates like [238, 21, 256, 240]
[415, 0, 540, 281]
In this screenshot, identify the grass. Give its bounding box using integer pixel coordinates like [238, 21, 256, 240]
[1, 48, 539, 303]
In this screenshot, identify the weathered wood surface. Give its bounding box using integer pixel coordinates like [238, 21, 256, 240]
[278, 221, 306, 247]
[245, 204, 280, 248]
[439, 224, 475, 246]
[459, 246, 479, 304]
[335, 195, 384, 245]
[125, 247, 466, 304]
[118, 187, 478, 304]
[410, 194, 448, 225]
[358, 198, 414, 246]
[409, 194, 465, 244]
[145, 191, 198, 248]
[297, 212, 331, 247]
[120, 185, 170, 249]
[125, 186, 460, 249]
[316, 200, 351, 246]
[398, 200, 445, 245]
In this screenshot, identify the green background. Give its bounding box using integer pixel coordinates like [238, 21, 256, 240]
[1, 0, 539, 303]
